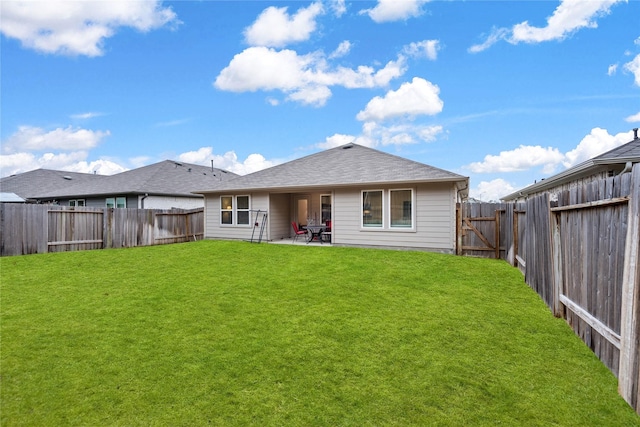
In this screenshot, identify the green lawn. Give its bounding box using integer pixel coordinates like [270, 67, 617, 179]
[1, 241, 638, 426]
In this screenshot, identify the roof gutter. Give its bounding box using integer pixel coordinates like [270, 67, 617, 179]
[193, 176, 470, 195]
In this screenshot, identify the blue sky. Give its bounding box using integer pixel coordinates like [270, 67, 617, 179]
[1, 0, 639, 200]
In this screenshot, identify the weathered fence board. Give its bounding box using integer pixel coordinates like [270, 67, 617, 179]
[619, 164, 640, 410]
[457, 163, 639, 414]
[0, 206, 204, 256]
[552, 171, 631, 375]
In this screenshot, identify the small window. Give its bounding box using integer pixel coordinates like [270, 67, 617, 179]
[390, 189, 412, 228]
[106, 197, 126, 208]
[69, 199, 85, 207]
[362, 190, 383, 228]
[221, 196, 233, 224]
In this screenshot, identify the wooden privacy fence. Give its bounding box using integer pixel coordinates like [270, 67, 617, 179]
[458, 163, 640, 414]
[0, 205, 204, 256]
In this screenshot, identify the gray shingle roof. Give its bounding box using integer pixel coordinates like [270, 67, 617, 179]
[195, 143, 467, 194]
[1, 161, 238, 200]
[0, 169, 105, 200]
[593, 136, 640, 162]
[35, 160, 237, 199]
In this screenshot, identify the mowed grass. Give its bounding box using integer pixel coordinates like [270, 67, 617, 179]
[1, 241, 638, 426]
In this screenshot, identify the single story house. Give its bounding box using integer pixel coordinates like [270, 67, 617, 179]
[0, 161, 237, 209]
[194, 143, 469, 253]
[502, 128, 640, 202]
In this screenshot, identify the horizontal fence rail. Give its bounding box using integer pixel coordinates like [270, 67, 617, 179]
[0, 205, 204, 256]
[457, 162, 640, 415]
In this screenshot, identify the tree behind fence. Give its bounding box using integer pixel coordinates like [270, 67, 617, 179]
[0, 205, 204, 256]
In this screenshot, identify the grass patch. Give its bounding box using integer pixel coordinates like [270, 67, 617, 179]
[1, 241, 638, 426]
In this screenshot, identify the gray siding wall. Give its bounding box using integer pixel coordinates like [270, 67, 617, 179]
[204, 192, 270, 241]
[333, 183, 456, 252]
[203, 183, 457, 251]
[269, 193, 291, 241]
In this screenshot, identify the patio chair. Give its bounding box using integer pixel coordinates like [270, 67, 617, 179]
[291, 221, 307, 243]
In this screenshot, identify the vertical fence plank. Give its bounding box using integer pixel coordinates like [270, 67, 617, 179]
[619, 164, 640, 412]
[1, 206, 204, 256]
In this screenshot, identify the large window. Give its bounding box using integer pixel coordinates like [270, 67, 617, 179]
[106, 197, 126, 208]
[362, 190, 383, 227]
[361, 189, 414, 229]
[221, 195, 250, 225]
[390, 189, 412, 228]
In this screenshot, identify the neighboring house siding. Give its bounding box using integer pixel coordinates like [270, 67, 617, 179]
[139, 195, 204, 209]
[333, 183, 455, 252]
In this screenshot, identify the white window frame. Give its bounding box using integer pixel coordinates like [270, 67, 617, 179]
[69, 199, 85, 207]
[106, 197, 126, 208]
[236, 195, 250, 225]
[361, 190, 384, 229]
[389, 188, 415, 230]
[360, 188, 415, 231]
[220, 195, 251, 226]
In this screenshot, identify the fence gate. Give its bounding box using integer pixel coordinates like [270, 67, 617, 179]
[456, 203, 501, 259]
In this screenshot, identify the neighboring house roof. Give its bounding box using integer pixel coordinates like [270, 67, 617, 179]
[31, 160, 237, 200]
[195, 143, 468, 194]
[0, 192, 26, 203]
[0, 169, 105, 200]
[502, 132, 640, 201]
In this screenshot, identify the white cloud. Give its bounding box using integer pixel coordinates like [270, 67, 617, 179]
[243, 2, 324, 48]
[356, 77, 443, 122]
[0, 0, 179, 57]
[2, 126, 110, 153]
[177, 146, 278, 175]
[465, 145, 565, 173]
[464, 127, 634, 175]
[625, 111, 640, 122]
[470, 179, 516, 202]
[402, 40, 440, 60]
[329, 40, 352, 59]
[623, 53, 640, 86]
[155, 118, 191, 127]
[70, 112, 105, 120]
[329, 0, 347, 17]
[316, 122, 442, 150]
[214, 47, 406, 106]
[607, 63, 618, 76]
[562, 127, 633, 168]
[62, 159, 127, 175]
[0, 151, 125, 177]
[469, 0, 623, 53]
[361, 0, 429, 23]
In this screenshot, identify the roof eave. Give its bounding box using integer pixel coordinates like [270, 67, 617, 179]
[194, 176, 469, 195]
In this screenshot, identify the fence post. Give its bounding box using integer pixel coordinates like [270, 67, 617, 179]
[494, 209, 500, 259]
[550, 210, 564, 317]
[456, 203, 462, 256]
[619, 164, 640, 413]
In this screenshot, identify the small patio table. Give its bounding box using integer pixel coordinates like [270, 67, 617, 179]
[305, 225, 325, 244]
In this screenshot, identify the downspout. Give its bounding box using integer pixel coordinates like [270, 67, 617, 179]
[619, 161, 633, 176]
[140, 193, 149, 208]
